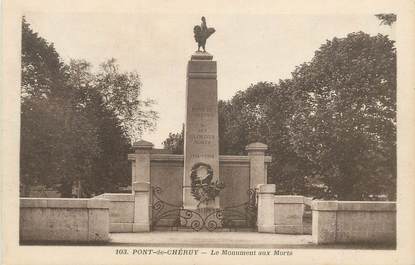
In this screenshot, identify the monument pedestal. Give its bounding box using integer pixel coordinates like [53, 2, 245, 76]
[183, 52, 220, 210]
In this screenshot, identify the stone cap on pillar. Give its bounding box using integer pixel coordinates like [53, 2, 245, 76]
[133, 182, 150, 192]
[133, 140, 154, 153]
[257, 184, 276, 194]
[245, 142, 268, 154]
[191, 51, 213, 61]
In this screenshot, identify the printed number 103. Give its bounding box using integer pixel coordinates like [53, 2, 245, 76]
[116, 249, 128, 255]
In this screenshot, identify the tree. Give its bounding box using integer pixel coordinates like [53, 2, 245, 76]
[163, 127, 184, 154]
[217, 82, 312, 194]
[20, 17, 70, 195]
[94, 59, 158, 142]
[218, 82, 274, 155]
[21, 28, 101, 197]
[21, 17, 65, 100]
[20, 19, 158, 197]
[54, 58, 158, 196]
[288, 32, 396, 200]
[375, 14, 396, 26]
[61, 59, 131, 196]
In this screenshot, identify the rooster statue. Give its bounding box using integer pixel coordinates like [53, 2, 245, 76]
[193, 16, 216, 52]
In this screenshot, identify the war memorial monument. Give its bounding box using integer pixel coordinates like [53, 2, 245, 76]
[19, 17, 396, 247]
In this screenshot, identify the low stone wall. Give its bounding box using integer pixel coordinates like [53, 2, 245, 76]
[312, 201, 396, 244]
[93, 193, 134, 232]
[92, 183, 151, 233]
[257, 184, 309, 234]
[20, 198, 110, 243]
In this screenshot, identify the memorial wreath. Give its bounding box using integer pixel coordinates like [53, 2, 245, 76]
[190, 162, 225, 207]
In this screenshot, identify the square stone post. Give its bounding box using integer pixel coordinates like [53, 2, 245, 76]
[132, 182, 150, 232]
[274, 196, 304, 234]
[311, 201, 338, 244]
[246, 142, 268, 189]
[132, 140, 153, 186]
[131, 140, 153, 232]
[257, 184, 276, 233]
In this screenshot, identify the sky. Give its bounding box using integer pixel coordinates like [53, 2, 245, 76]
[25, 13, 395, 147]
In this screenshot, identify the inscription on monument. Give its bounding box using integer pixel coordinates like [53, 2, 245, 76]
[190, 106, 216, 145]
[189, 134, 215, 145]
[191, 154, 215, 159]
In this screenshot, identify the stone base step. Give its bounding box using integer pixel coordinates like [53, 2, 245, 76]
[152, 226, 256, 232]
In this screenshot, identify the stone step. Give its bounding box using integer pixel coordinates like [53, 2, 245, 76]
[152, 226, 256, 232]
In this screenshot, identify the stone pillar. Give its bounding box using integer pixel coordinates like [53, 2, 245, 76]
[132, 140, 153, 186]
[131, 140, 153, 232]
[183, 52, 219, 209]
[132, 182, 150, 232]
[131, 160, 136, 183]
[246, 142, 268, 189]
[274, 196, 304, 234]
[311, 201, 338, 244]
[257, 184, 276, 233]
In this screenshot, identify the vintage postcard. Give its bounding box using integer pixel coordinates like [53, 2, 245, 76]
[1, 0, 415, 264]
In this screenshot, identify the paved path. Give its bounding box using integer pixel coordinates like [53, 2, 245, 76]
[109, 231, 314, 248]
[20, 232, 395, 249]
[109, 232, 395, 249]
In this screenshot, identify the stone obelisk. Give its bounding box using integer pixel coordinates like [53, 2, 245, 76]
[182, 52, 220, 209]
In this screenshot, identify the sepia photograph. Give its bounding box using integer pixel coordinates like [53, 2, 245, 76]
[1, 1, 415, 265]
